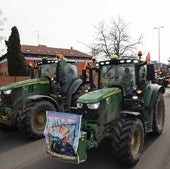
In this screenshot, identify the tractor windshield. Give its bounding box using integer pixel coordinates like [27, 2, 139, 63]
[39, 63, 57, 79]
[100, 63, 136, 95]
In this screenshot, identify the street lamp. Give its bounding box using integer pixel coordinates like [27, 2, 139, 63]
[154, 26, 164, 63]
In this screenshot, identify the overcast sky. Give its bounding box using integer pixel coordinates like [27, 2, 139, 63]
[0, 0, 170, 63]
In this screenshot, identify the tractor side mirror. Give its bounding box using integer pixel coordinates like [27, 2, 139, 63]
[147, 64, 155, 81]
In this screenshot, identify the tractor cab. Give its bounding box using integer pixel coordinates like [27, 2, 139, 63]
[36, 58, 78, 94]
[96, 57, 157, 111]
[99, 59, 136, 96]
[98, 58, 151, 93]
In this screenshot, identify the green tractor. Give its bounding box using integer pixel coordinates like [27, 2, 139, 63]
[0, 57, 91, 139]
[44, 54, 165, 165]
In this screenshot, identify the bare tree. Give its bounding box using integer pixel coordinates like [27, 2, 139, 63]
[92, 16, 143, 59]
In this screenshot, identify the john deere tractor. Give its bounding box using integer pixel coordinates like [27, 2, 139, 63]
[0, 57, 91, 139]
[44, 54, 165, 165]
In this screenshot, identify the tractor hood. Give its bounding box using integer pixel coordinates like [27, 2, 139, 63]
[77, 87, 122, 103]
[0, 78, 49, 91]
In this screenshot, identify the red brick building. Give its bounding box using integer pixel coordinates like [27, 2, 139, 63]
[0, 44, 92, 76]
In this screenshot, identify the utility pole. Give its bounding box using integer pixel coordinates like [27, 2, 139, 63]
[36, 30, 39, 45]
[154, 26, 164, 64]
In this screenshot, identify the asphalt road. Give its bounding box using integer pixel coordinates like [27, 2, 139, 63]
[0, 88, 170, 169]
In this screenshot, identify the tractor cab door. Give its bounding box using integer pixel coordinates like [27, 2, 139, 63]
[59, 62, 78, 93]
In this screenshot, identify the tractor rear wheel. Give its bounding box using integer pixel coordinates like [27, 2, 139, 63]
[111, 117, 144, 165]
[151, 93, 165, 135]
[19, 100, 56, 139]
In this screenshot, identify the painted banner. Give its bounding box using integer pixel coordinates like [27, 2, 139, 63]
[44, 111, 82, 163]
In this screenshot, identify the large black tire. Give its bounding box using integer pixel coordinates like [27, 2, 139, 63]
[19, 100, 56, 139]
[151, 93, 165, 136]
[71, 83, 91, 106]
[111, 117, 144, 166]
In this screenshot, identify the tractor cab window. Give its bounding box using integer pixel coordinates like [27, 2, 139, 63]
[100, 63, 135, 95]
[39, 63, 57, 79]
[59, 62, 78, 92]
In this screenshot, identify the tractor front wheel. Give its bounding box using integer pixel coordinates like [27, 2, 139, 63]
[19, 100, 56, 139]
[111, 117, 144, 166]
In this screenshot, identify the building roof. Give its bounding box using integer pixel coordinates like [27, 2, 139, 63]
[21, 45, 91, 58]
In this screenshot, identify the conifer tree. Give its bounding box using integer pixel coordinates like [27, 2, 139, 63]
[5, 26, 27, 76]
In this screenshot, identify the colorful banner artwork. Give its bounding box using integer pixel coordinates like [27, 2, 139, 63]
[44, 111, 82, 163]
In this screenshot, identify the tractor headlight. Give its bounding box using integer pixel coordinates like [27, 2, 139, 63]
[87, 102, 100, 109]
[77, 103, 83, 109]
[3, 90, 12, 95]
[132, 96, 138, 100]
[137, 90, 143, 95]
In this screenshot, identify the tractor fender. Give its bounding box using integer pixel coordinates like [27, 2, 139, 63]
[143, 84, 165, 131]
[144, 83, 165, 108]
[121, 110, 141, 117]
[26, 95, 62, 111]
[150, 85, 165, 106]
[120, 111, 146, 132]
[67, 79, 83, 96]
